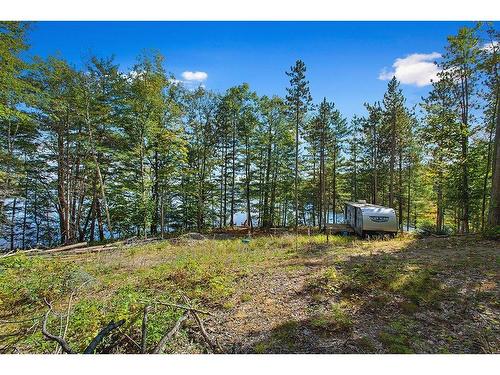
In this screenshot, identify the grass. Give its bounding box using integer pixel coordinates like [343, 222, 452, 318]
[309, 301, 353, 333]
[378, 317, 422, 353]
[0, 233, 498, 353]
[253, 320, 301, 353]
[0, 235, 312, 353]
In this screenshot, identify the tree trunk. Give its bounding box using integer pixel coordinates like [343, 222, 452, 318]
[230, 121, 236, 227]
[245, 139, 252, 231]
[295, 106, 299, 232]
[151, 150, 159, 235]
[57, 129, 69, 245]
[398, 149, 403, 230]
[372, 123, 378, 205]
[488, 69, 500, 228]
[389, 112, 396, 208]
[10, 197, 17, 250]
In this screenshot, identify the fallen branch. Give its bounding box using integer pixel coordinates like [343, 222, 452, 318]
[42, 297, 125, 354]
[43, 245, 119, 256]
[2, 242, 89, 259]
[0, 315, 45, 324]
[139, 298, 213, 316]
[183, 296, 221, 353]
[117, 327, 142, 351]
[152, 312, 189, 354]
[60, 279, 91, 353]
[83, 320, 125, 354]
[1, 249, 40, 258]
[141, 306, 151, 353]
[41, 307, 75, 354]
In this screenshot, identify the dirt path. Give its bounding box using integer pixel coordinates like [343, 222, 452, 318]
[213, 263, 317, 352]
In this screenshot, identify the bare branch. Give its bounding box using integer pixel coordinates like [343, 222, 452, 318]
[182, 295, 221, 353]
[141, 305, 151, 353]
[117, 327, 142, 351]
[152, 312, 189, 354]
[139, 298, 213, 316]
[41, 308, 75, 354]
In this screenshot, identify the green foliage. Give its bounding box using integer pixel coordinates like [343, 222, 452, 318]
[0, 255, 79, 307]
[481, 225, 500, 240]
[389, 268, 444, 306]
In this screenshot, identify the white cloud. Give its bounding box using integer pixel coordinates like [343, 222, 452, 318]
[482, 40, 499, 53]
[181, 71, 208, 82]
[168, 78, 182, 85]
[378, 52, 441, 87]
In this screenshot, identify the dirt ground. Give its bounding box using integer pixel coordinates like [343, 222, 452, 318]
[207, 236, 499, 353]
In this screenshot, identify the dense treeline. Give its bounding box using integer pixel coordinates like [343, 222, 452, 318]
[1, 22, 498, 249]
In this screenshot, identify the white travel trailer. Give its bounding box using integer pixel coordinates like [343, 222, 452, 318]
[345, 200, 398, 237]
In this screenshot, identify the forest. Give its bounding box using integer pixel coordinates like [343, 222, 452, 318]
[1, 21, 499, 250]
[1, 20, 499, 355]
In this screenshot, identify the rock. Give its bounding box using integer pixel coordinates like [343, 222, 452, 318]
[170, 232, 208, 244]
[181, 232, 207, 240]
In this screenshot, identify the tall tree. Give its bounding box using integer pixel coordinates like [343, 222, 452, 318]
[285, 60, 312, 230]
[438, 25, 481, 233]
[483, 26, 500, 228]
[382, 77, 406, 210]
[0, 22, 37, 248]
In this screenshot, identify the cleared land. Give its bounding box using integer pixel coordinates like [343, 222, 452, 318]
[0, 234, 498, 353]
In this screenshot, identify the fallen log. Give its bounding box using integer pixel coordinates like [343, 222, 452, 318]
[44, 242, 88, 253]
[1, 249, 40, 259]
[429, 233, 450, 238]
[40, 244, 119, 256]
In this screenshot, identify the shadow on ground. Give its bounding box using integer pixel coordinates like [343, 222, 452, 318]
[225, 236, 499, 354]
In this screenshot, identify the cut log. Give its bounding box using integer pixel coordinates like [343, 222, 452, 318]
[39, 242, 88, 255]
[40, 244, 119, 256]
[1, 249, 40, 258]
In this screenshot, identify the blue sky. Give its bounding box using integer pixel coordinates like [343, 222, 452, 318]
[27, 21, 485, 119]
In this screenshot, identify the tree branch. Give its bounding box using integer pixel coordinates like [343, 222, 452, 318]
[141, 305, 151, 354]
[139, 298, 213, 316]
[152, 312, 189, 354]
[41, 308, 75, 354]
[83, 319, 125, 354]
[182, 295, 222, 353]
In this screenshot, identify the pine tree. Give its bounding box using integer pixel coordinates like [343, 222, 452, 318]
[285, 60, 312, 230]
[438, 25, 482, 233]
